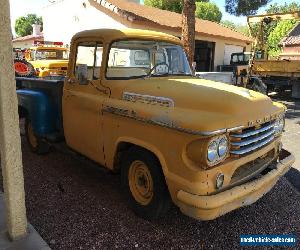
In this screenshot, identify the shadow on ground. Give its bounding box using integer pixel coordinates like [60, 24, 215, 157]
[270, 91, 300, 119]
[285, 168, 300, 192]
[18, 136, 300, 250]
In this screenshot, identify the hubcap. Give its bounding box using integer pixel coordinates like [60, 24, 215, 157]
[128, 160, 153, 205]
[27, 122, 38, 148]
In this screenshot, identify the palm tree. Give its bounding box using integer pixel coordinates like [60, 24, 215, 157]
[181, 0, 196, 68]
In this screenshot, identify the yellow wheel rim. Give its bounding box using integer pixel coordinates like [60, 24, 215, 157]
[27, 122, 38, 148]
[128, 160, 153, 205]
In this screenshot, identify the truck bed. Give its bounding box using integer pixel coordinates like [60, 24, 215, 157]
[16, 77, 65, 138]
[253, 60, 300, 77]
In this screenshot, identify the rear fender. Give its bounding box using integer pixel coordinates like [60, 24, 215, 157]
[17, 89, 56, 136]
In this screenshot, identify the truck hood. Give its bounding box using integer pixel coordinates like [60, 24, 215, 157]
[113, 76, 285, 133]
[30, 60, 68, 68]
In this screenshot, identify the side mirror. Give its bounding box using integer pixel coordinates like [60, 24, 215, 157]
[76, 64, 89, 85]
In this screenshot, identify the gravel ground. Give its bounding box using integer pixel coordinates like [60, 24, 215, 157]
[20, 134, 299, 249]
[1, 93, 299, 250]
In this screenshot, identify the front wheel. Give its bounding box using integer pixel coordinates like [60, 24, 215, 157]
[25, 118, 50, 154]
[121, 147, 171, 220]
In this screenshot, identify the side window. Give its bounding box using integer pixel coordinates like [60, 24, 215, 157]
[154, 50, 166, 64]
[231, 55, 238, 63]
[75, 42, 103, 84]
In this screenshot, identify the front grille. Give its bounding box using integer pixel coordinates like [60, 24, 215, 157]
[230, 121, 275, 155]
[230, 149, 275, 185]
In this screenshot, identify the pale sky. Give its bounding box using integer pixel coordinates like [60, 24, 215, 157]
[9, 0, 297, 32]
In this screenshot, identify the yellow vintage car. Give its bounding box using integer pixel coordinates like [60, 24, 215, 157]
[17, 29, 295, 221]
[25, 42, 69, 77]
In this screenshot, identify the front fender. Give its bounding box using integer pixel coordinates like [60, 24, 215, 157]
[115, 136, 169, 175]
[17, 89, 56, 136]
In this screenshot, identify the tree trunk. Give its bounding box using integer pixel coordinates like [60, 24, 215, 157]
[181, 0, 196, 68]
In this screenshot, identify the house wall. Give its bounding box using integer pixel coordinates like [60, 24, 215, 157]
[127, 0, 143, 3]
[42, 0, 126, 45]
[127, 22, 251, 70]
[12, 39, 36, 48]
[42, 0, 251, 71]
[197, 35, 250, 70]
[283, 46, 300, 54]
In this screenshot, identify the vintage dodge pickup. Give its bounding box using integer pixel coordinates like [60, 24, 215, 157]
[17, 29, 295, 221]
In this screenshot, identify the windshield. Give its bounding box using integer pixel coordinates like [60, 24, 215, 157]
[106, 40, 192, 79]
[243, 54, 251, 62]
[32, 49, 69, 60]
[231, 53, 251, 64]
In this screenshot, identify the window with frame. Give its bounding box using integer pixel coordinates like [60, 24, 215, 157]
[106, 40, 191, 79]
[75, 42, 103, 84]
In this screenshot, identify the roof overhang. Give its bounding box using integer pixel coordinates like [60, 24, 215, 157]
[90, 0, 253, 44]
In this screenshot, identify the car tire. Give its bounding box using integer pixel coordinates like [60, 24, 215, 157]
[121, 146, 171, 220]
[14, 59, 35, 77]
[25, 118, 50, 154]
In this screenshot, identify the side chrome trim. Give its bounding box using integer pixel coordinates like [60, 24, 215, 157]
[103, 105, 236, 136]
[227, 125, 244, 132]
[230, 136, 274, 155]
[200, 128, 227, 136]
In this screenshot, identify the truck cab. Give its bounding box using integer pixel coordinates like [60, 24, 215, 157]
[25, 41, 69, 77]
[17, 29, 294, 221]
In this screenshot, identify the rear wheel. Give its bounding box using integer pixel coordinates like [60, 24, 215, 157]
[121, 147, 171, 220]
[25, 118, 50, 154]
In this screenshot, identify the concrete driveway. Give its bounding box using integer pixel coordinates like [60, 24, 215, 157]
[272, 93, 300, 191]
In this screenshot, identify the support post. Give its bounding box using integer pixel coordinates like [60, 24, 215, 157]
[0, 0, 28, 240]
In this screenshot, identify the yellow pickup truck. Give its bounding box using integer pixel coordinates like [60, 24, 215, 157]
[25, 41, 69, 77]
[17, 29, 294, 221]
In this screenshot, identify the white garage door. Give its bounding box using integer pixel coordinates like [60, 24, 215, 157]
[224, 44, 244, 65]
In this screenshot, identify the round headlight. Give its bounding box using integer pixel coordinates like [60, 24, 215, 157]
[274, 116, 285, 136]
[218, 137, 228, 157]
[207, 141, 218, 162]
[207, 135, 229, 165]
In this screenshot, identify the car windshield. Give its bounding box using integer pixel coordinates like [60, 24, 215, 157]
[106, 40, 192, 79]
[231, 53, 251, 64]
[243, 54, 251, 62]
[32, 49, 69, 60]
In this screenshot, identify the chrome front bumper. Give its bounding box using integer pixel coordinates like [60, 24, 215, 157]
[177, 149, 295, 220]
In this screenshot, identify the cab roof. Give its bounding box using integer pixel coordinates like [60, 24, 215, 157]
[71, 29, 182, 45]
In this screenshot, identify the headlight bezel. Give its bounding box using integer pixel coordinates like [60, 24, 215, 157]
[207, 134, 229, 166]
[274, 114, 285, 137]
